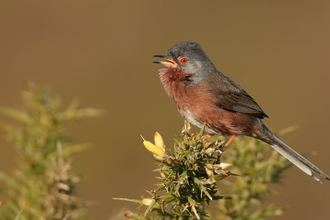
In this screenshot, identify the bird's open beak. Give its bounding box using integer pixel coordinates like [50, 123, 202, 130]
[153, 55, 177, 68]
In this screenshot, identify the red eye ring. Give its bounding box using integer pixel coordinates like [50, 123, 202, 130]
[179, 57, 189, 65]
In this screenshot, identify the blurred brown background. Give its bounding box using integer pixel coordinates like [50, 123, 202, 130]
[1, 1, 330, 219]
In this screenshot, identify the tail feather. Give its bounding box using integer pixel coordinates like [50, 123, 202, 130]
[255, 123, 330, 184]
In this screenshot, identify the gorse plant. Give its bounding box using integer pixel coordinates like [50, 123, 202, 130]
[116, 123, 291, 220]
[0, 84, 291, 220]
[0, 84, 102, 220]
[216, 128, 293, 219]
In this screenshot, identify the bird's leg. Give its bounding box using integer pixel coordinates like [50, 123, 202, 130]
[221, 135, 236, 152]
[202, 133, 214, 141]
[216, 135, 236, 164]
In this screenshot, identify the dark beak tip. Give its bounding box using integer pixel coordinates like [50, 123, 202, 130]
[153, 54, 165, 58]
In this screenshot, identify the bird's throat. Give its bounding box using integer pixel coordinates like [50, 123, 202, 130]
[158, 68, 191, 100]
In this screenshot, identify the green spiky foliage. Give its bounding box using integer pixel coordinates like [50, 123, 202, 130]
[216, 130, 292, 220]
[0, 84, 103, 220]
[116, 126, 230, 220]
[116, 124, 292, 220]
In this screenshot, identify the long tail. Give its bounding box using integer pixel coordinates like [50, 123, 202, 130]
[254, 123, 330, 184]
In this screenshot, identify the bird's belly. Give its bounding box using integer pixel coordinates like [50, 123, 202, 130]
[172, 82, 256, 136]
[179, 105, 230, 135]
[183, 109, 218, 134]
[179, 104, 256, 136]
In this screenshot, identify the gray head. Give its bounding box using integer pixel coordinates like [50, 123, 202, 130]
[154, 42, 216, 82]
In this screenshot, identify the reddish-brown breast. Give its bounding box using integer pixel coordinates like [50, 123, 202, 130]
[159, 68, 259, 136]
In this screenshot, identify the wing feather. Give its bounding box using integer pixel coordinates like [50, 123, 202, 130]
[207, 72, 268, 119]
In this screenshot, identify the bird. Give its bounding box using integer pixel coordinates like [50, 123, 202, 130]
[153, 41, 330, 183]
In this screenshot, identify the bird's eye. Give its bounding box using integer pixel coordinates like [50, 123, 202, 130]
[179, 57, 189, 65]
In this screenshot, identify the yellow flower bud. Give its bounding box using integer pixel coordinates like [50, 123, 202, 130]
[143, 140, 165, 157]
[206, 168, 214, 177]
[154, 132, 164, 149]
[219, 162, 232, 169]
[141, 133, 166, 158]
[142, 198, 155, 206]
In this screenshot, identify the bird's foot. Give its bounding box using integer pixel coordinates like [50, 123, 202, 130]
[216, 135, 237, 164]
[216, 149, 223, 164]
